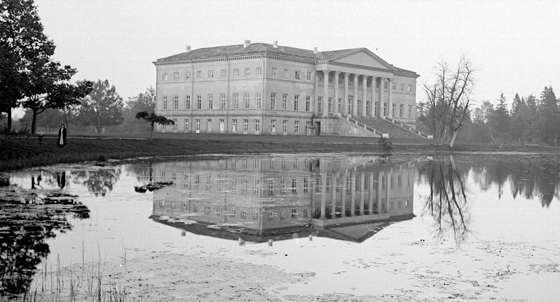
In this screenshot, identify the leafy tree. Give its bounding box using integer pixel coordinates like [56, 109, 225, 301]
[510, 93, 530, 143]
[0, 0, 55, 132]
[119, 87, 155, 133]
[492, 93, 511, 142]
[526, 95, 539, 142]
[78, 80, 124, 134]
[135, 111, 175, 142]
[422, 56, 475, 147]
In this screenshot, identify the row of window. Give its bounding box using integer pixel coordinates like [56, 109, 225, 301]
[162, 67, 314, 82]
[164, 118, 307, 134]
[161, 93, 414, 118]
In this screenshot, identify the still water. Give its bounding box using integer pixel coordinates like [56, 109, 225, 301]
[2, 153, 560, 300]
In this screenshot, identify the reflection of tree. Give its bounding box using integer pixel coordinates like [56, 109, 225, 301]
[0, 201, 89, 298]
[418, 155, 471, 245]
[71, 168, 121, 197]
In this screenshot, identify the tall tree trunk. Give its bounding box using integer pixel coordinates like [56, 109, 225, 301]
[449, 130, 458, 148]
[7, 109, 12, 134]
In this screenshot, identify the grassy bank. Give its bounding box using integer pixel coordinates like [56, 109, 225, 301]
[0, 133, 556, 171]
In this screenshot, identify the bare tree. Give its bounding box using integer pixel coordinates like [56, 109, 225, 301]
[423, 56, 475, 147]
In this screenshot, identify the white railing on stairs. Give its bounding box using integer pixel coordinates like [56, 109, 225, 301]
[384, 117, 433, 139]
[345, 116, 388, 138]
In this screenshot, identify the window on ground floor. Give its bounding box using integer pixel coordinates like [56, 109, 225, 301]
[232, 119, 238, 132]
[243, 119, 249, 132]
[282, 120, 287, 133]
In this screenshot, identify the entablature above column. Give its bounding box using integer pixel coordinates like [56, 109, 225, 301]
[315, 62, 393, 79]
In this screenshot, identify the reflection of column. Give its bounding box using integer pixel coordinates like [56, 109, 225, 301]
[350, 172, 356, 216]
[343, 73, 349, 116]
[320, 172, 326, 218]
[377, 170, 382, 214]
[311, 175, 315, 215]
[314, 72, 319, 113]
[341, 171, 347, 217]
[360, 173, 365, 215]
[362, 76, 367, 117]
[352, 75, 358, 116]
[334, 72, 340, 115]
[369, 172, 374, 215]
[386, 170, 391, 213]
[331, 173, 337, 218]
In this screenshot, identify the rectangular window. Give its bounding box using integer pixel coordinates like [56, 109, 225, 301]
[272, 68, 277, 77]
[392, 103, 396, 116]
[195, 119, 200, 131]
[293, 95, 299, 111]
[282, 120, 287, 133]
[220, 69, 226, 78]
[208, 94, 213, 109]
[328, 97, 332, 113]
[220, 93, 226, 109]
[233, 69, 239, 77]
[283, 69, 289, 78]
[243, 119, 249, 132]
[174, 96, 179, 109]
[184, 119, 189, 132]
[173, 72, 179, 81]
[399, 104, 404, 117]
[317, 97, 322, 113]
[408, 85, 412, 92]
[294, 121, 299, 133]
[163, 96, 168, 110]
[271, 119, 276, 133]
[196, 71, 202, 79]
[244, 93, 250, 109]
[232, 119, 238, 132]
[303, 177, 309, 193]
[241, 211, 247, 219]
[208, 70, 213, 78]
[185, 95, 191, 109]
[197, 95, 202, 109]
[185, 71, 190, 79]
[252, 212, 258, 220]
[383, 102, 387, 115]
[256, 67, 262, 76]
[255, 119, 261, 132]
[306, 71, 312, 81]
[305, 96, 310, 112]
[291, 209, 297, 217]
[401, 83, 405, 91]
[295, 71, 301, 79]
[256, 92, 262, 109]
[244, 68, 250, 76]
[233, 93, 239, 109]
[270, 92, 276, 109]
[163, 73, 168, 81]
[282, 93, 287, 110]
[207, 119, 212, 132]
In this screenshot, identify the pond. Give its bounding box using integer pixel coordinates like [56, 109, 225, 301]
[1, 153, 559, 301]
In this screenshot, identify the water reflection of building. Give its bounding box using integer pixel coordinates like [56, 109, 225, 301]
[149, 156, 419, 243]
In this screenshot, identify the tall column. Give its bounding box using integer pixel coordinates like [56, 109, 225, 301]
[359, 172, 365, 215]
[343, 73, 349, 116]
[362, 76, 368, 117]
[341, 171, 347, 217]
[334, 72, 340, 115]
[352, 75, 358, 116]
[386, 170, 391, 214]
[323, 70, 329, 117]
[350, 172, 356, 216]
[370, 77, 377, 117]
[379, 78, 385, 117]
[388, 78, 393, 118]
[314, 72, 319, 114]
[376, 170, 382, 214]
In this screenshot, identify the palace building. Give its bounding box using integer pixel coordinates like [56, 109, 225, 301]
[153, 41, 429, 138]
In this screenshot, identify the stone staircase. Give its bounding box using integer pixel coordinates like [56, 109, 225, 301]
[351, 117, 432, 139]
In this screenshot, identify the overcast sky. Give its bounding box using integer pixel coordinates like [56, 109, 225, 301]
[33, 0, 560, 109]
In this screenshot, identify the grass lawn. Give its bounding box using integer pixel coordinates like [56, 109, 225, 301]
[0, 133, 556, 172]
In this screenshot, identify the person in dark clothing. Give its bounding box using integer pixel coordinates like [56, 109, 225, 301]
[57, 124, 67, 147]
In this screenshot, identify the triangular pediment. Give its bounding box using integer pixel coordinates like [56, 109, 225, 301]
[333, 50, 392, 70]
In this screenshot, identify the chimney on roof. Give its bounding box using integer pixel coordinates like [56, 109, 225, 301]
[273, 41, 278, 48]
[313, 47, 318, 54]
[186, 45, 191, 53]
[244, 40, 251, 48]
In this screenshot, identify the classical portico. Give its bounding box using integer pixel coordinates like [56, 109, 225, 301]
[315, 68, 395, 119]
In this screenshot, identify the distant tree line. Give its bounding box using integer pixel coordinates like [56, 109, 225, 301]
[418, 86, 560, 146]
